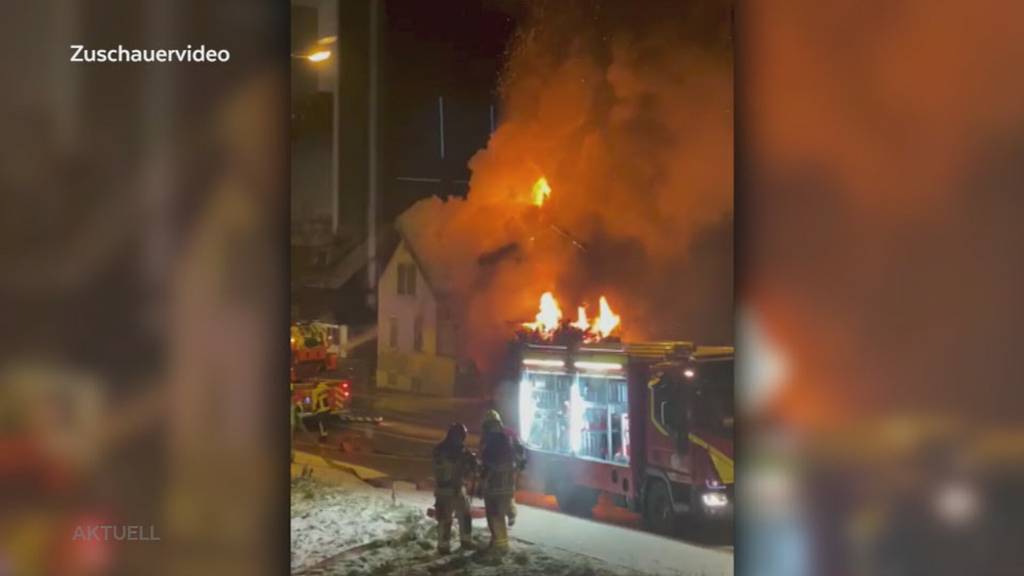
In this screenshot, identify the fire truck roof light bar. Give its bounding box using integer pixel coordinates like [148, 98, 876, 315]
[574, 361, 623, 371]
[523, 358, 566, 368]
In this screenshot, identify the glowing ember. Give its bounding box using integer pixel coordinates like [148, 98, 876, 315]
[571, 306, 590, 332]
[594, 296, 621, 338]
[523, 291, 562, 336]
[531, 177, 552, 207]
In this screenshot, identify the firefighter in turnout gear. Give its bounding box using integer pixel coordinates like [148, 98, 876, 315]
[311, 381, 333, 441]
[432, 423, 477, 554]
[479, 410, 524, 551]
[480, 410, 527, 525]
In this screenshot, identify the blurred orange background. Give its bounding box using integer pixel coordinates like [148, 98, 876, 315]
[740, 2, 1024, 574]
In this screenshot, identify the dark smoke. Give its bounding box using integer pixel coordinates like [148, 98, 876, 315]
[399, 0, 734, 375]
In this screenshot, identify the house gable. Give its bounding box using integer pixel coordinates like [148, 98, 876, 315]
[377, 239, 466, 394]
[377, 240, 440, 355]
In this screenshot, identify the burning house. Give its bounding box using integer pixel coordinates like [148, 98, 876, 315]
[378, 0, 733, 397]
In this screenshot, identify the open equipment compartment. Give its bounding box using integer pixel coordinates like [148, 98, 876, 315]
[519, 344, 630, 464]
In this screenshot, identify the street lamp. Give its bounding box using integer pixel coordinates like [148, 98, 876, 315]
[292, 37, 336, 62]
[306, 50, 331, 62]
[291, 49, 331, 62]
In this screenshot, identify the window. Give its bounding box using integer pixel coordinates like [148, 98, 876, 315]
[413, 315, 423, 352]
[692, 360, 734, 434]
[388, 317, 398, 348]
[397, 263, 417, 296]
[651, 372, 682, 436]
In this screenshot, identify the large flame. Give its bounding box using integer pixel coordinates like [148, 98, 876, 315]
[523, 292, 622, 341]
[594, 296, 621, 339]
[531, 177, 552, 207]
[523, 291, 562, 337]
[571, 306, 590, 332]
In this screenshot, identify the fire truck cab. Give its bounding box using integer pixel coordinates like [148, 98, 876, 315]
[515, 341, 734, 533]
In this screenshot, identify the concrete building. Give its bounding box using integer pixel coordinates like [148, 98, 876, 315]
[292, 0, 516, 390]
[291, 0, 514, 323]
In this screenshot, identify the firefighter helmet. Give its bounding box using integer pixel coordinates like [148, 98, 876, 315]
[482, 409, 503, 433]
[446, 422, 468, 444]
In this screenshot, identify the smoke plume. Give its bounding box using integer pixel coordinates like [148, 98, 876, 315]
[399, 0, 733, 375]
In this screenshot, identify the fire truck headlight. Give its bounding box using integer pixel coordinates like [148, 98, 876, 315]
[701, 491, 729, 508]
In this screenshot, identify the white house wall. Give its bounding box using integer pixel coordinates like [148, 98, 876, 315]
[376, 241, 456, 395]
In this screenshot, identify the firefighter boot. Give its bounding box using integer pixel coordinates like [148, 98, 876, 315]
[485, 496, 510, 552]
[436, 498, 454, 554]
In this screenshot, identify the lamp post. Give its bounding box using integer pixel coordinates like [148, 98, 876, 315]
[291, 49, 332, 62]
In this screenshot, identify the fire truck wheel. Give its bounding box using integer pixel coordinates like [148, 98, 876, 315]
[644, 480, 675, 535]
[554, 484, 598, 518]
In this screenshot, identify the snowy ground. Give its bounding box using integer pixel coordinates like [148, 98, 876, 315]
[291, 449, 732, 576]
[293, 475, 661, 576]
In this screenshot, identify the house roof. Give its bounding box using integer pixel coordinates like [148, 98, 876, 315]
[300, 238, 368, 290]
[391, 213, 580, 307]
[393, 224, 450, 301]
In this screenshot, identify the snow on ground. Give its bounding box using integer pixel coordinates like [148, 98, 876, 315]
[292, 476, 653, 576]
[291, 476, 417, 572]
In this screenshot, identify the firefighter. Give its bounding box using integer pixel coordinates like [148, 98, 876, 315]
[480, 410, 527, 526]
[311, 381, 332, 441]
[480, 410, 526, 551]
[432, 423, 477, 554]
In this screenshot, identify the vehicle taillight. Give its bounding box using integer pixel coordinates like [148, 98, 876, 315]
[342, 381, 350, 389]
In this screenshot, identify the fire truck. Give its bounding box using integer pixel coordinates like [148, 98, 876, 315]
[290, 322, 349, 437]
[290, 322, 340, 381]
[514, 341, 734, 533]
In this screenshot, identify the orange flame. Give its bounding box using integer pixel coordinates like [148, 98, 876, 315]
[571, 306, 590, 332]
[531, 177, 551, 207]
[523, 293, 622, 341]
[593, 296, 621, 338]
[523, 291, 562, 337]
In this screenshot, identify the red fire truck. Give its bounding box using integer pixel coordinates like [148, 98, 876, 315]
[514, 341, 734, 533]
[290, 322, 340, 381]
